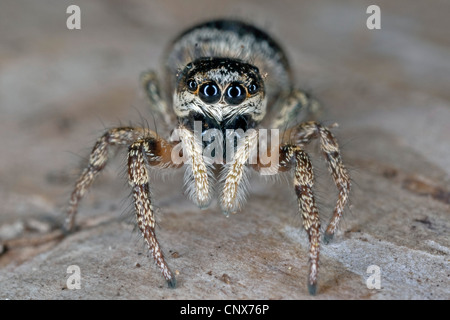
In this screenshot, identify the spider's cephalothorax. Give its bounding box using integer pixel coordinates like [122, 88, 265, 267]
[65, 20, 351, 295]
[174, 57, 265, 133]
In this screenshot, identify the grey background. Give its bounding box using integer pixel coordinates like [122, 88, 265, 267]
[0, 0, 449, 299]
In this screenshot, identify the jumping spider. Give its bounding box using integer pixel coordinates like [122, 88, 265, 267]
[65, 20, 351, 295]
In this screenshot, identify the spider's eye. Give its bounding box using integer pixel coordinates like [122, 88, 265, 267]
[199, 81, 221, 104]
[247, 81, 259, 95]
[187, 78, 198, 92]
[225, 83, 246, 105]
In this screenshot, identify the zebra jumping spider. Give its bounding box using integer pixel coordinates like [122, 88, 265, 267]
[65, 20, 351, 295]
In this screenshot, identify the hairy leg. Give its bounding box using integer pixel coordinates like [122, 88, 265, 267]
[287, 121, 351, 243]
[128, 138, 177, 287]
[65, 127, 152, 231]
[66, 126, 178, 286]
[279, 145, 321, 295]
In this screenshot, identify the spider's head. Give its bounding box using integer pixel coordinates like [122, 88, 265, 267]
[173, 57, 266, 132]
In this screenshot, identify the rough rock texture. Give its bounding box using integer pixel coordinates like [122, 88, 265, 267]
[0, 0, 449, 299]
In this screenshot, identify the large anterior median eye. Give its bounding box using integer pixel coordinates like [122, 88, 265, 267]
[225, 82, 246, 105]
[199, 81, 221, 104]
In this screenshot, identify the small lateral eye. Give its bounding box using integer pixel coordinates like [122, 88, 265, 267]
[225, 82, 246, 105]
[187, 78, 198, 92]
[247, 82, 259, 95]
[199, 81, 221, 104]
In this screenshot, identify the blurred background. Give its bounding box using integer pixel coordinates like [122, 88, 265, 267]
[0, 0, 448, 299]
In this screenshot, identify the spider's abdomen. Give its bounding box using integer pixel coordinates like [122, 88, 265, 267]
[165, 19, 293, 107]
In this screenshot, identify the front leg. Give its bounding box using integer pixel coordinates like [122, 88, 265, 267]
[285, 121, 351, 243]
[65, 127, 151, 231]
[66, 127, 178, 287]
[251, 144, 321, 294]
[128, 138, 178, 287]
[281, 145, 321, 295]
[269, 88, 350, 242]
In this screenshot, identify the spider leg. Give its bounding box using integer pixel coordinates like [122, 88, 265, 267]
[65, 127, 151, 231]
[128, 137, 179, 288]
[140, 70, 176, 128]
[66, 127, 179, 287]
[269, 88, 321, 129]
[252, 145, 320, 295]
[251, 144, 320, 294]
[291, 147, 321, 295]
[289, 121, 351, 243]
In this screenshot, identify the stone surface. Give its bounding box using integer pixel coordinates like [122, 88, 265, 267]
[0, 0, 449, 300]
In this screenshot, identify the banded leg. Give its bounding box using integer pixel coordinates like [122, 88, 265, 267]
[280, 145, 321, 295]
[65, 127, 151, 231]
[290, 121, 351, 243]
[128, 139, 176, 287]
